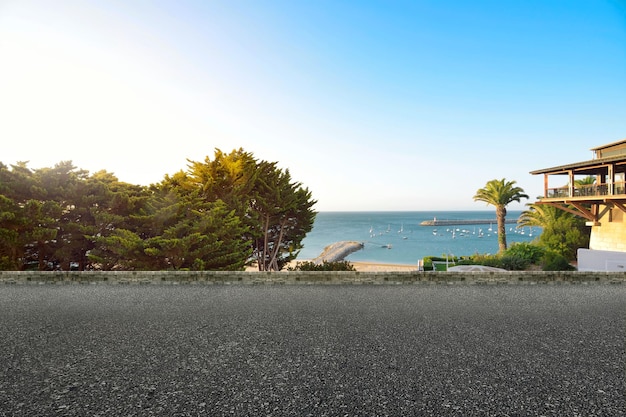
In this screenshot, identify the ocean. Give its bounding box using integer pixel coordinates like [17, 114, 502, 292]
[296, 211, 540, 265]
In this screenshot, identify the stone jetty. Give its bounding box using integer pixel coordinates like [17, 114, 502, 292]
[313, 241, 364, 263]
[420, 219, 518, 226]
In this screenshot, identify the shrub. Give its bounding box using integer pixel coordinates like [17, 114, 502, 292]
[539, 216, 590, 261]
[504, 242, 545, 264]
[499, 254, 529, 271]
[288, 260, 356, 271]
[541, 251, 575, 271]
[469, 253, 502, 268]
[423, 255, 460, 271]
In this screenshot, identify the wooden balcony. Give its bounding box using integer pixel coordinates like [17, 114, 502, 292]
[531, 139, 626, 222]
[540, 181, 626, 224]
[545, 181, 626, 201]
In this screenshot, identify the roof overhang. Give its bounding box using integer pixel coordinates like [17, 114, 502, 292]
[590, 138, 626, 152]
[530, 155, 626, 176]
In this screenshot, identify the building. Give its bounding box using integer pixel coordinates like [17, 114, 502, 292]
[530, 139, 626, 271]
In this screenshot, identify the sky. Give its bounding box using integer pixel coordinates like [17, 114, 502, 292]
[1, 0, 625, 211]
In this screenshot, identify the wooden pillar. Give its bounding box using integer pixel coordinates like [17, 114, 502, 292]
[568, 170, 574, 197]
[608, 164, 614, 195]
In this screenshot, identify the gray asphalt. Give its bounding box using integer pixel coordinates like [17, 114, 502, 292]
[0, 284, 624, 416]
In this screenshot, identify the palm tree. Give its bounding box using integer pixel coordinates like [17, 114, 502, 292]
[574, 175, 596, 186]
[574, 175, 596, 196]
[518, 202, 568, 229]
[518, 202, 590, 260]
[474, 178, 529, 253]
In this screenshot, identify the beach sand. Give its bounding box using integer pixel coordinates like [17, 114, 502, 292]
[247, 260, 418, 272]
[349, 261, 417, 272]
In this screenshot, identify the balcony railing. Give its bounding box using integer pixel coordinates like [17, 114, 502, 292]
[546, 182, 626, 199]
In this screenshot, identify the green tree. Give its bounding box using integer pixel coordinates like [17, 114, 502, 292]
[251, 161, 316, 271]
[87, 171, 152, 270]
[186, 149, 316, 271]
[474, 178, 529, 253]
[89, 185, 184, 270]
[89, 229, 145, 270]
[1, 149, 315, 271]
[0, 162, 60, 270]
[144, 199, 251, 270]
[574, 176, 596, 186]
[0, 194, 23, 269]
[518, 203, 589, 261]
[23, 199, 61, 270]
[0, 163, 29, 269]
[35, 162, 96, 270]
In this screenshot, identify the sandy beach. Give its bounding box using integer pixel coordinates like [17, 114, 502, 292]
[349, 261, 417, 271]
[246, 261, 417, 272]
[246, 260, 418, 272]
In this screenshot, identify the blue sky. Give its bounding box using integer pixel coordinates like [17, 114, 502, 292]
[1, 0, 625, 211]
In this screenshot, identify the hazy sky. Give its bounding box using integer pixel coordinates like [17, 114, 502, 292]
[2, 1, 625, 211]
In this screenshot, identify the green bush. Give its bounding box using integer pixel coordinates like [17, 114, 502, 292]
[423, 255, 460, 271]
[541, 251, 575, 271]
[538, 216, 590, 261]
[424, 248, 550, 271]
[0, 256, 17, 271]
[504, 242, 545, 264]
[288, 260, 356, 271]
[432, 262, 449, 271]
[468, 253, 502, 268]
[498, 254, 529, 271]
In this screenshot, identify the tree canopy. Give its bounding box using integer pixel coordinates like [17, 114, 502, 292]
[0, 149, 316, 271]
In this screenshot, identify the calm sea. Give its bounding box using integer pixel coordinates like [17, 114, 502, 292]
[296, 211, 541, 265]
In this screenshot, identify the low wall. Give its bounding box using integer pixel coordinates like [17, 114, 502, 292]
[1, 271, 625, 285]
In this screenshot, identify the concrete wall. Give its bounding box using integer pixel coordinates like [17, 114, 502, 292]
[577, 248, 626, 272]
[589, 207, 626, 252]
[1, 270, 625, 285]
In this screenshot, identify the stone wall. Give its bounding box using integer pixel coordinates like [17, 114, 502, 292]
[1, 270, 625, 285]
[589, 207, 626, 252]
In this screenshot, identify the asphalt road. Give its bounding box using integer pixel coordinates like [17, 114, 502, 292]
[0, 284, 624, 416]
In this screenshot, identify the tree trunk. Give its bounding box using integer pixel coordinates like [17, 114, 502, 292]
[37, 241, 46, 270]
[258, 215, 271, 271]
[496, 205, 507, 253]
[267, 218, 287, 271]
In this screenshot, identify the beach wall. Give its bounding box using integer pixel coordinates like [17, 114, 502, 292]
[1, 271, 625, 285]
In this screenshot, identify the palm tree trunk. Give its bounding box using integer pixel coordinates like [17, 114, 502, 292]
[496, 206, 507, 253]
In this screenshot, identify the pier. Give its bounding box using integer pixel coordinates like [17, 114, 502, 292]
[313, 241, 364, 263]
[420, 219, 518, 226]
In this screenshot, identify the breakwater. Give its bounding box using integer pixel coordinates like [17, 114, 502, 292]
[1, 271, 625, 285]
[312, 241, 364, 263]
[420, 219, 518, 226]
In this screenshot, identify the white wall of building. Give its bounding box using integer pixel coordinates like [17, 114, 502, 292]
[578, 248, 626, 272]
